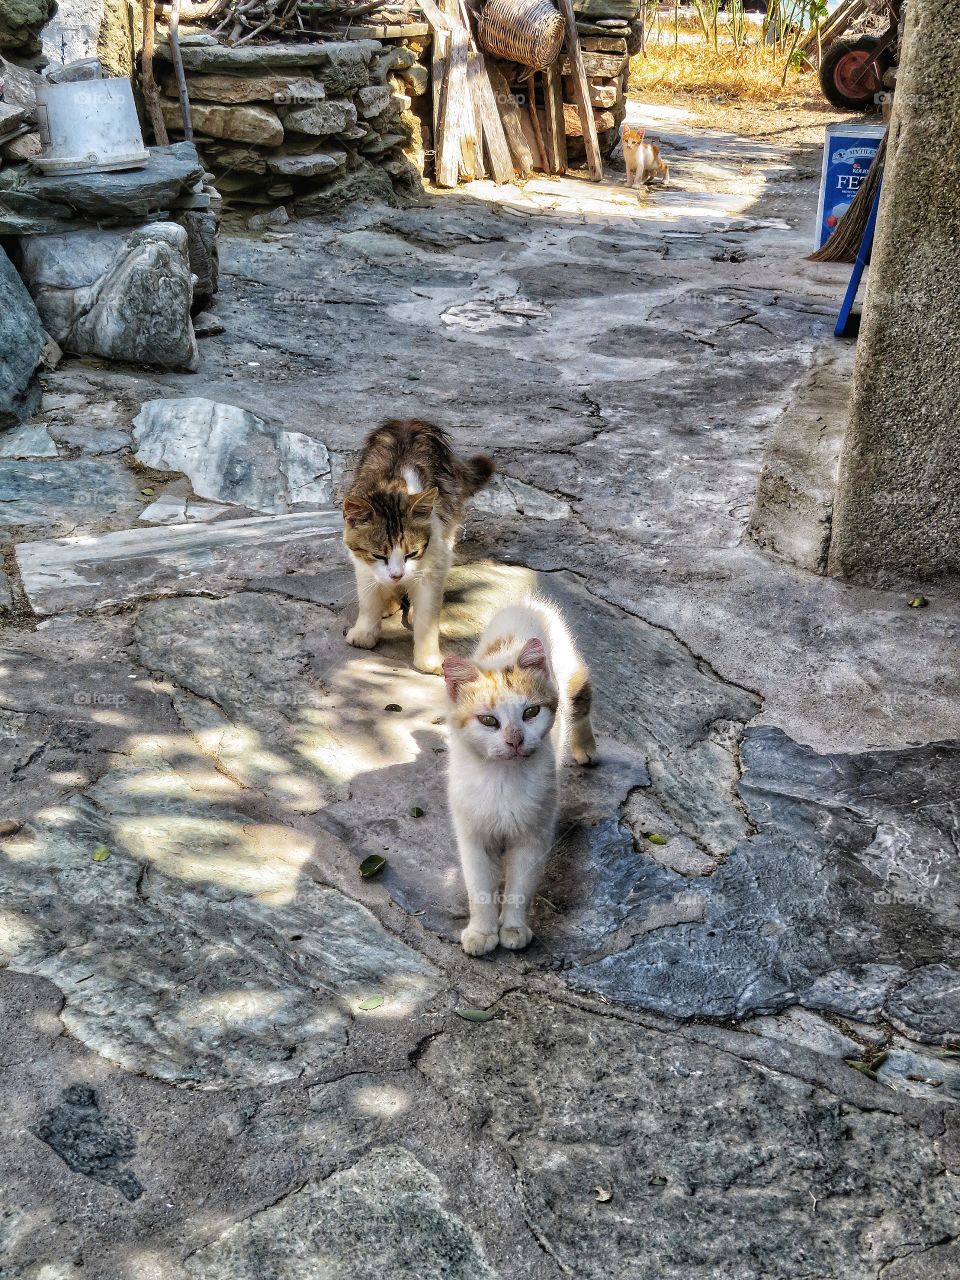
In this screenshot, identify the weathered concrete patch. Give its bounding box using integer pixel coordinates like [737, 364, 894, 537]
[133, 397, 333, 513]
[185, 1146, 498, 1279]
[419, 994, 960, 1280]
[15, 510, 342, 614]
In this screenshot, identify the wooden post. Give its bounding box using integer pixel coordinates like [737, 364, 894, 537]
[543, 62, 566, 174]
[556, 0, 602, 180]
[141, 0, 169, 146]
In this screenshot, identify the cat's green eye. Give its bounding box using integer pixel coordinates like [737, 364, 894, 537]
[477, 714, 499, 729]
[522, 705, 541, 721]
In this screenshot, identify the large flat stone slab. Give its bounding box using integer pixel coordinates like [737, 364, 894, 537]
[185, 1147, 497, 1279]
[0, 142, 203, 223]
[15, 510, 343, 614]
[566, 728, 960, 1042]
[420, 994, 960, 1280]
[0, 765, 440, 1087]
[133, 397, 333, 513]
[0, 457, 143, 532]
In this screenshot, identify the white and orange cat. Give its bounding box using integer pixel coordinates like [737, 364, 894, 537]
[621, 123, 669, 189]
[442, 597, 598, 956]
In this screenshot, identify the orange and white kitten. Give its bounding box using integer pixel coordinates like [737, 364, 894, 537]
[442, 598, 598, 957]
[621, 123, 669, 189]
[343, 419, 493, 674]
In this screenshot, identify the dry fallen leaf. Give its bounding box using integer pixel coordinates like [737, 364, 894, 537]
[594, 1186, 612, 1202]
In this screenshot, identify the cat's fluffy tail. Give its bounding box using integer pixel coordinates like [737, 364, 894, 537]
[459, 453, 496, 496]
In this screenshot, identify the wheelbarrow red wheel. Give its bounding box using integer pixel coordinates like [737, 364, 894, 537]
[819, 35, 892, 110]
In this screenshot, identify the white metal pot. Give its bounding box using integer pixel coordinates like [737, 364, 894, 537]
[34, 75, 149, 175]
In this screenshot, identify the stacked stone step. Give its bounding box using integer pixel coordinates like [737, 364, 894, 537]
[563, 0, 641, 158]
[153, 33, 431, 216]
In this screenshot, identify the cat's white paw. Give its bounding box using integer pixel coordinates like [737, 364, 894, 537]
[461, 926, 499, 957]
[499, 924, 533, 951]
[414, 651, 443, 676]
[572, 740, 600, 767]
[346, 624, 379, 650]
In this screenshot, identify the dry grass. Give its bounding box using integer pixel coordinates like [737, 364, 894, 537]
[630, 44, 817, 104]
[626, 17, 845, 137]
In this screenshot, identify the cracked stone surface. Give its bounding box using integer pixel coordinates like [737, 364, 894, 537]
[0, 100, 958, 1278]
[419, 994, 960, 1280]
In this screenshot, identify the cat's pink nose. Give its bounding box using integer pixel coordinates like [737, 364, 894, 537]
[389, 570, 404, 581]
[504, 727, 523, 750]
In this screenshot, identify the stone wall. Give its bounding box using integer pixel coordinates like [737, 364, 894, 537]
[152, 34, 429, 217]
[827, 0, 960, 584]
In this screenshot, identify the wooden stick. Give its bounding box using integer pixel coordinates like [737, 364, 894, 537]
[543, 61, 566, 174]
[165, 0, 194, 140]
[141, 0, 169, 145]
[524, 71, 548, 172]
[556, 0, 602, 180]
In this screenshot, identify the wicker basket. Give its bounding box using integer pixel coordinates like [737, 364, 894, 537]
[478, 0, 566, 71]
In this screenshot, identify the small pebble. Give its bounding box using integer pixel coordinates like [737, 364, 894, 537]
[0, 819, 21, 837]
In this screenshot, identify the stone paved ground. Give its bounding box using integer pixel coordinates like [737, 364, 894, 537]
[1, 102, 959, 1279]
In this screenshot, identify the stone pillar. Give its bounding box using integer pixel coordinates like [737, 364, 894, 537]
[827, 0, 960, 584]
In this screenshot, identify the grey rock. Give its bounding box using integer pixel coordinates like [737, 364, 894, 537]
[0, 457, 142, 533]
[0, 142, 203, 221]
[138, 493, 231, 524]
[472, 474, 570, 521]
[175, 208, 220, 310]
[185, 1148, 497, 1279]
[192, 309, 225, 337]
[132, 397, 333, 513]
[283, 98, 357, 136]
[291, 163, 397, 214]
[420, 994, 960, 1280]
[399, 63, 430, 96]
[15, 509, 343, 613]
[265, 149, 346, 178]
[161, 100, 284, 148]
[357, 84, 391, 118]
[155, 38, 380, 74]
[0, 245, 46, 426]
[247, 205, 290, 231]
[0, 422, 57, 457]
[742, 1005, 861, 1059]
[18, 223, 199, 372]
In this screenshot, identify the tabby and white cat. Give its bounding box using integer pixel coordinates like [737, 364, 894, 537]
[442, 597, 598, 956]
[342, 419, 494, 674]
[620, 123, 669, 189]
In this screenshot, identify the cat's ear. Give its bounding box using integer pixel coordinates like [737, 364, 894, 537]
[442, 654, 479, 700]
[409, 486, 439, 516]
[517, 638, 548, 672]
[343, 492, 372, 526]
